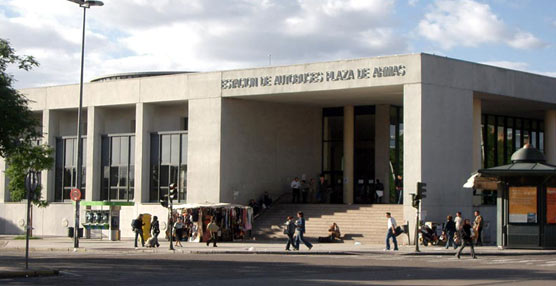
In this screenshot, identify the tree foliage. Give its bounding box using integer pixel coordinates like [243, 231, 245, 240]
[0, 38, 40, 157]
[5, 143, 54, 207]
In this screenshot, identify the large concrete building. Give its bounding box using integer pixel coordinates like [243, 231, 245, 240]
[1, 53, 555, 242]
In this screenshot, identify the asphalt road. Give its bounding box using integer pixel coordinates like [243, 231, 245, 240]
[1, 250, 556, 285]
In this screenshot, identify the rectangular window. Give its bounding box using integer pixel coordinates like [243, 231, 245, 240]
[389, 106, 403, 201]
[101, 134, 135, 201]
[54, 137, 86, 202]
[149, 131, 188, 202]
[481, 115, 544, 168]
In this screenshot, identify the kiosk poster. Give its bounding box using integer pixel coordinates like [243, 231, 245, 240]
[509, 187, 537, 223]
[547, 188, 556, 224]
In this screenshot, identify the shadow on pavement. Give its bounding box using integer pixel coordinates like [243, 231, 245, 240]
[1, 253, 555, 285]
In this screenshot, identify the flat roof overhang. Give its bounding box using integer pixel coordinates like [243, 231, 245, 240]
[223, 85, 404, 107]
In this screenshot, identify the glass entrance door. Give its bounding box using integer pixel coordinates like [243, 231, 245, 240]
[322, 108, 344, 204]
[322, 106, 376, 204]
[354, 106, 375, 204]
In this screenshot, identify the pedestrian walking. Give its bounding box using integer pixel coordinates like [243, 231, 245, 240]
[300, 180, 309, 203]
[456, 219, 476, 259]
[284, 216, 297, 251]
[443, 215, 457, 249]
[384, 212, 399, 251]
[206, 217, 220, 247]
[294, 211, 313, 250]
[174, 217, 184, 247]
[309, 178, 316, 203]
[132, 214, 145, 249]
[395, 175, 403, 204]
[316, 175, 327, 203]
[473, 210, 484, 246]
[454, 211, 463, 246]
[291, 177, 301, 203]
[375, 179, 384, 203]
[150, 216, 160, 248]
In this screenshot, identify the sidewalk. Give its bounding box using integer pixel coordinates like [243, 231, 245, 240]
[3, 235, 556, 279]
[2, 235, 556, 256]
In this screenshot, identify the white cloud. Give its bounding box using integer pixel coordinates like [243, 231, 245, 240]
[3, 0, 408, 88]
[408, 0, 419, 6]
[418, 0, 545, 50]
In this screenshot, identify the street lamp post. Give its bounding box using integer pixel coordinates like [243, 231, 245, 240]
[24, 170, 39, 270]
[67, 0, 104, 249]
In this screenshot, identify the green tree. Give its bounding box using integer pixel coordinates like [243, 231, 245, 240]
[5, 144, 53, 207]
[0, 38, 40, 157]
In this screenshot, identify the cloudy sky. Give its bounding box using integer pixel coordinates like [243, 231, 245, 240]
[1, 0, 555, 89]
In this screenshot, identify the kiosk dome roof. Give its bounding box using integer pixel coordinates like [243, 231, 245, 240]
[511, 144, 545, 163]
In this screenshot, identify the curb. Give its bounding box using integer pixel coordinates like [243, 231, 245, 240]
[0, 269, 59, 279]
[401, 251, 556, 256]
[4, 245, 556, 257]
[186, 250, 359, 255]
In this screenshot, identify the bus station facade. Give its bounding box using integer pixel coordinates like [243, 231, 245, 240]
[1, 53, 555, 243]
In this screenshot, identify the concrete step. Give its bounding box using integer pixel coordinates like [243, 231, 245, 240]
[253, 203, 404, 244]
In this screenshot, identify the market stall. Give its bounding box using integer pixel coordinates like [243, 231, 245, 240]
[172, 203, 253, 243]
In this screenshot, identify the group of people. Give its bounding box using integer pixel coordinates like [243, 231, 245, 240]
[442, 210, 484, 259]
[283, 211, 313, 251]
[132, 214, 160, 249]
[290, 177, 319, 204]
[291, 175, 403, 204]
[132, 213, 221, 248]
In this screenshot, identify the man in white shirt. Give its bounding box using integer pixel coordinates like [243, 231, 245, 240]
[291, 177, 301, 203]
[454, 211, 463, 246]
[385, 212, 399, 251]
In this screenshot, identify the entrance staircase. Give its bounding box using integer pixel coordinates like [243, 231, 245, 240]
[252, 203, 406, 245]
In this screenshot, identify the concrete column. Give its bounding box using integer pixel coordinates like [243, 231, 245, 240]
[472, 98, 482, 171]
[189, 98, 222, 204]
[135, 103, 154, 203]
[343, 105, 354, 205]
[86, 106, 104, 201]
[375, 104, 391, 203]
[545, 110, 556, 164]
[43, 110, 59, 202]
[403, 83, 474, 240]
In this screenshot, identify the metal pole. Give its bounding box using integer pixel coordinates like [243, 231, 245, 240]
[25, 172, 33, 269]
[74, 6, 87, 249]
[415, 201, 420, 252]
[169, 198, 174, 250]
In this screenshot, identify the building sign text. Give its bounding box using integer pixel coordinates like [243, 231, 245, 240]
[221, 65, 406, 90]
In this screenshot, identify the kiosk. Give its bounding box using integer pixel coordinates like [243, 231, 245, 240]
[479, 144, 556, 249]
[80, 201, 134, 241]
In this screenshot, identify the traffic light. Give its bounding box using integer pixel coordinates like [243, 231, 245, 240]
[417, 182, 427, 199]
[169, 183, 177, 201]
[159, 199, 168, 208]
[411, 194, 419, 208]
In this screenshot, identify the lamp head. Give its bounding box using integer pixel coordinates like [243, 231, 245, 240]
[68, 0, 104, 8]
